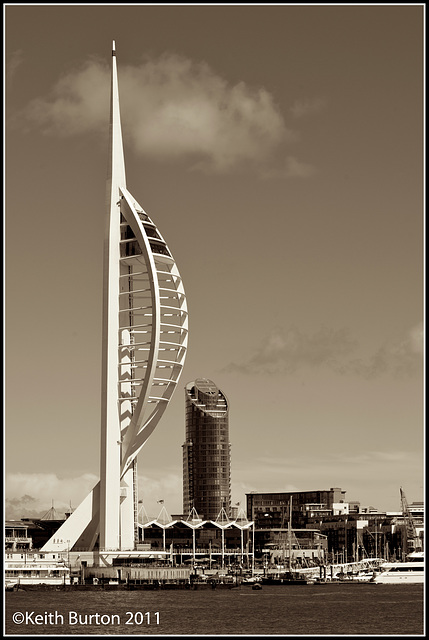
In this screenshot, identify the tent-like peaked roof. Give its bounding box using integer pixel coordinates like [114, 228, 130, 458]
[186, 507, 204, 527]
[215, 507, 231, 527]
[156, 505, 172, 526]
[138, 501, 151, 525]
[233, 507, 249, 526]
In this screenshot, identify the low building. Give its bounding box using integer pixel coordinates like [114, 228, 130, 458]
[5, 521, 33, 552]
[19, 518, 66, 549]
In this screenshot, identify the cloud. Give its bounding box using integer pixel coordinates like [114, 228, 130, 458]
[336, 322, 424, 379]
[7, 49, 24, 82]
[226, 325, 357, 375]
[5, 494, 42, 519]
[290, 97, 328, 118]
[5, 472, 98, 519]
[20, 57, 110, 136]
[121, 54, 293, 173]
[225, 323, 423, 379]
[5, 470, 184, 521]
[17, 52, 312, 175]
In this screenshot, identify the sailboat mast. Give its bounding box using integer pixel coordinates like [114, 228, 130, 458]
[288, 497, 292, 572]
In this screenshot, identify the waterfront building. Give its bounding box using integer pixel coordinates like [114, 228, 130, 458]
[139, 517, 253, 568]
[183, 379, 231, 520]
[246, 487, 424, 563]
[246, 488, 347, 529]
[315, 512, 412, 563]
[5, 521, 33, 552]
[40, 42, 188, 554]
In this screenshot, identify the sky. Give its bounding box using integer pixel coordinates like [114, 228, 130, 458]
[5, 4, 424, 521]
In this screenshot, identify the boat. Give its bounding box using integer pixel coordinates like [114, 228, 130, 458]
[5, 551, 71, 587]
[347, 571, 376, 583]
[242, 576, 261, 584]
[261, 572, 310, 585]
[371, 551, 424, 584]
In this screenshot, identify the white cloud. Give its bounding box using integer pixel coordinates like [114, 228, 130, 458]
[17, 53, 313, 175]
[21, 58, 110, 136]
[121, 54, 292, 173]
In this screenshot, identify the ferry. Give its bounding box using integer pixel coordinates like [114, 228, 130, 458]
[372, 551, 424, 584]
[5, 552, 71, 587]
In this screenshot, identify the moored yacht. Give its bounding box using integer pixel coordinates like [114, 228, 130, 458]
[372, 551, 424, 584]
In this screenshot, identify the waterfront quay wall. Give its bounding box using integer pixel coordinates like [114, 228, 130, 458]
[83, 566, 191, 583]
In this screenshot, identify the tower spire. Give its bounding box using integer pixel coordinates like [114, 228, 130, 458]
[109, 39, 126, 192]
[99, 39, 126, 550]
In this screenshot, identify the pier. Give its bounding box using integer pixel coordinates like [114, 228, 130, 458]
[293, 558, 385, 580]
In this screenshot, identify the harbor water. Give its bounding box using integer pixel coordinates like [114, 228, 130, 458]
[5, 583, 424, 636]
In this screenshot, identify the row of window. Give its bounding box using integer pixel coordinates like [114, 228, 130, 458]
[190, 444, 229, 450]
[195, 491, 230, 497]
[190, 457, 230, 463]
[185, 426, 230, 433]
[120, 239, 172, 258]
[192, 470, 229, 477]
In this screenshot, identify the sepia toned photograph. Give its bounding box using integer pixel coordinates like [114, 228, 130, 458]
[4, 3, 424, 636]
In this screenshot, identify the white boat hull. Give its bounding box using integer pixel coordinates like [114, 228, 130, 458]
[372, 551, 424, 584]
[373, 573, 424, 584]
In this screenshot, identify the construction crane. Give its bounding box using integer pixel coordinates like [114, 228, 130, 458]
[400, 487, 422, 552]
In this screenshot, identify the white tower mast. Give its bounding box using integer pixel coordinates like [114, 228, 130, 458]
[41, 42, 188, 554]
[99, 39, 124, 551]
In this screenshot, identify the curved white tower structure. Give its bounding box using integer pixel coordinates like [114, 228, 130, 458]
[42, 42, 188, 552]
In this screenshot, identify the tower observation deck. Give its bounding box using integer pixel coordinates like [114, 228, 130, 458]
[41, 42, 188, 553]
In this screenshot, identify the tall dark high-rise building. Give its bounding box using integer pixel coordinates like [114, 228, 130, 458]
[183, 379, 231, 520]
